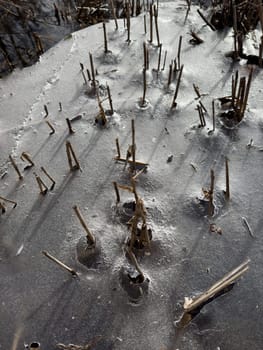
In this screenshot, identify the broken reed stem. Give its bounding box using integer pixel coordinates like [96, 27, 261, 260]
[103, 22, 108, 53]
[126, 2, 131, 43]
[66, 141, 81, 171]
[21, 152, 34, 167]
[73, 205, 95, 245]
[46, 120, 55, 135]
[143, 42, 149, 70]
[87, 69, 91, 81]
[81, 71, 87, 85]
[225, 157, 230, 200]
[126, 247, 144, 280]
[113, 181, 120, 203]
[142, 68, 147, 105]
[109, 0, 118, 30]
[197, 9, 216, 31]
[149, 4, 153, 43]
[66, 118, 75, 134]
[42, 250, 77, 276]
[162, 50, 167, 70]
[9, 155, 23, 180]
[34, 172, 48, 195]
[212, 100, 215, 132]
[157, 43, 162, 71]
[44, 104, 48, 118]
[107, 84, 114, 114]
[193, 83, 201, 98]
[115, 138, 121, 158]
[171, 64, 184, 108]
[89, 52, 96, 88]
[153, 5, 160, 46]
[232, 3, 238, 58]
[177, 35, 182, 70]
[131, 119, 136, 172]
[199, 100, 207, 113]
[240, 68, 253, 120]
[197, 105, 206, 127]
[184, 259, 250, 313]
[167, 63, 173, 86]
[41, 166, 56, 190]
[232, 70, 239, 107]
[0, 195, 17, 208]
[144, 14, 147, 34]
[190, 31, 203, 44]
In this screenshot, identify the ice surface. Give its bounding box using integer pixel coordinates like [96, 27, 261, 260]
[0, 2, 263, 350]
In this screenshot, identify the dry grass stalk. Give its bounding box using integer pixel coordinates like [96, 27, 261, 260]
[95, 98, 107, 126]
[189, 31, 203, 45]
[132, 166, 147, 181]
[44, 104, 49, 118]
[199, 100, 207, 113]
[184, 0, 191, 23]
[197, 105, 206, 127]
[115, 157, 148, 169]
[109, 0, 118, 30]
[153, 5, 161, 46]
[86, 69, 91, 81]
[42, 250, 78, 276]
[183, 259, 250, 313]
[212, 100, 216, 132]
[162, 50, 167, 70]
[171, 64, 184, 108]
[143, 42, 149, 70]
[89, 53, 96, 89]
[115, 138, 121, 158]
[40, 166, 56, 190]
[167, 62, 173, 87]
[193, 83, 201, 99]
[34, 172, 48, 195]
[103, 22, 108, 53]
[106, 85, 114, 114]
[21, 152, 34, 168]
[232, 4, 238, 58]
[197, 9, 216, 31]
[141, 68, 147, 106]
[131, 119, 136, 172]
[149, 4, 153, 43]
[144, 14, 147, 34]
[66, 118, 75, 134]
[81, 71, 87, 85]
[126, 246, 145, 280]
[157, 43, 162, 71]
[9, 155, 23, 180]
[113, 181, 120, 203]
[177, 36, 182, 70]
[225, 157, 230, 199]
[126, 2, 131, 43]
[66, 141, 81, 171]
[242, 217, 254, 238]
[46, 120, 55, 135]
[73, 205, 96, 246]
[0, 195, 17, 208]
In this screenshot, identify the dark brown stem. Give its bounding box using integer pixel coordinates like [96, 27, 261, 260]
[9, 155, 23, 180]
